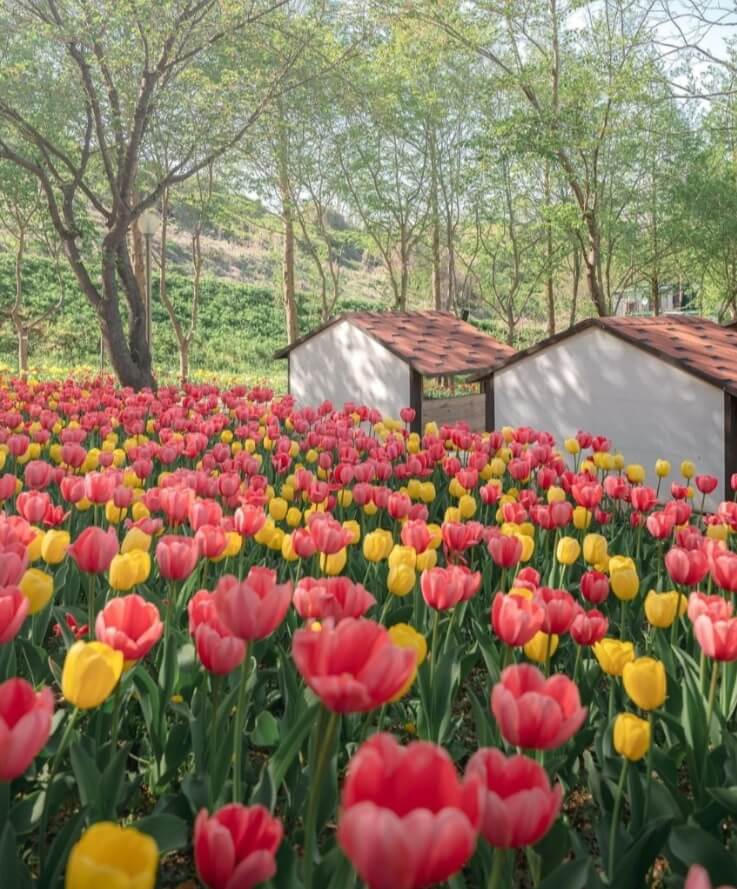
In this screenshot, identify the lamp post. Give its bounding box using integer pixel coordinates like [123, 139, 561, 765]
[138, 208, 160, 362]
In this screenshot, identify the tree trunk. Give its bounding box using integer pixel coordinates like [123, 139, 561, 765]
[651, 275, 660, 315]
[544, 161, 555, 336]
[582, 214, 607, 316]
[277, 106, 298, 344]
[17, 328, 28, 376]
[179, 338, 189, 386]
[131, 190, 147, 298]
[506, 305, 515, 346]
[429, 127, 442, 310]
[570, 245, 580, 328]
[12, 232, 29, 378]
[446, 213, 457, 313]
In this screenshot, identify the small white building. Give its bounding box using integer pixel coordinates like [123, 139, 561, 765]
[474, 316, 737, 498]
[274, 311, 515, 432]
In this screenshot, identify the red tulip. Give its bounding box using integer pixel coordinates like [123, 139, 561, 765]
[0, 586, 29, 644]
[693, 614, 737, 662]
[0, 678, 54, 780]
[580, 570, 609, 605]
[571, 481, 602, 509]
[0, 474, 16, 502]
[465, 747, 562, 848]
[155, 535, 199, 582]
[491, 593, 545, 646]
[695, 475, 719, 495]
[688, 592, 733, 623]
[16, 491, 51, 524]
[400, 520, 431, 554]
[646, 510, 676, 540]
[535, 587, 578, 635]
[491, 664, 587, 750]
[630, 486, 657, 513]
[710, 549, 737, 593]
[420, 566, 466, 611]
[684, 863, 736, 889]
[292, 577, 375, 622]
[570, 608, 608, 646]
[194, 804, 283, 889]
[0, 542, 27, 587]
[292, 619, 415, 713]
[83, 470, 117, 504]
[665, 546, 709, 586]
[67, 526, 119, 574]
[188, 590, 245, 675]
[23, 460, 53, 490]
[442, 521, 482, 553]
[95, 594, 163, 662]
[195, 525, 228, 560]
[337, 733, 480, 889]
[291, 528, 317, 559]
[487, 534, 522, 569]
[214, 567, 291, 641]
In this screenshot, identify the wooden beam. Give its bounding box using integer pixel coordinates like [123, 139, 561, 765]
[410, 370, 423, 435]
[725, 392, 737, 499]
[484, 376, 495, 431]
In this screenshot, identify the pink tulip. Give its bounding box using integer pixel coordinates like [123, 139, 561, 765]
[0, 678, 54, 780]
[214, 567, 291, 641]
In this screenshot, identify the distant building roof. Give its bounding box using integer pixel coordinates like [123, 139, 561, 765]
[274, 311, 515, 377]
[471, 315, 737, 397]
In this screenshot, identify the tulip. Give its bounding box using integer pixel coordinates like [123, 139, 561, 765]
[0, 541, 27, 586]
[420, 566, 466, 611]
[684, 864, 737, 889]
[386, 563, 416, 598]
[293, 577, 376, 622]
[570, 609, 608, 646]
[0, 585, 29, 643]
[613, 712, 650, 761]
[693, 614, 737, 662]
[95, 594, 163, 663]
[644, 590, 687, 629]
[491, 592, 544, 647]
[593, 638, 635, 676]
[362, 529, 392, 562]
[688, 592, 733, 623]
[67, 526, 118, 574]
[556, 536, 581, 565]
[41, 529, 70, 565]
[62, 640, 124, 709]
[194, 804, 283, 889]
[523, 631, 559, 663]
[337, 733, 480, 889]
[121, 527, 152, 554]
[582, 533, 608, 567]
[319, 546, 347, 575]
[608, 556, 639, 601]
[188, 590, 245, 675]
[109, 551, 147, 592]
[155, 534, 199, 582]
[622, 657, 667, 710]
[488, 534, 522, 568]
[65, 822, 158, 889]
[580, 570, 609, 604]
[215, 567, 291, 641]
[387, 623, 427, 667]
[292, 618, 416, 713]
[466, 747, 562, 848]
[491, 664, 586, 750]
[665, 546, 709, 586]
[19, 567, 54, 614]
[710, 550, 737, 593]
[536, 587, 578, 635]
[0, 678, 54, 780]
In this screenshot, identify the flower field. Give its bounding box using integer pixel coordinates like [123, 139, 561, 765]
[1, 377, 737, 889]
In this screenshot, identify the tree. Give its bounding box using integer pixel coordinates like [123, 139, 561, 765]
[0, 0, 312, 387]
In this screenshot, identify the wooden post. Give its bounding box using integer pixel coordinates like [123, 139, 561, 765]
[725, 392, 737, 499]
[484, 377, 495, 431]
[410, 370, 423, 435]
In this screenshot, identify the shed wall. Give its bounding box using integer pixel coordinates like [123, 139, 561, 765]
[289, 320, 412, 417]
[493, 327, 725, 498]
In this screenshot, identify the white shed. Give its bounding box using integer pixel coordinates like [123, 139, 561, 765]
[475, 316, 737, 499]
[274, 311, 515, 432]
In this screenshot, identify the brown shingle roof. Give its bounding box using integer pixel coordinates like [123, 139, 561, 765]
[471, 314, 737, 396]
[274, 311, 515, 376]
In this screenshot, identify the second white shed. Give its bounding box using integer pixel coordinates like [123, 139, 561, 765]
[474, 315, 737, 498]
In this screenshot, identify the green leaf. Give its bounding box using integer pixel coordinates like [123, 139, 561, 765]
[134, 814, 188, 855]
[69, 740, 102, 813]
[537, 856, 594, 889]
[252, 711, 280, 748]
[668, 824, 737, 884]
[39, 809, 85, 889]
[611, 815, 673, 889]
[0, 823, 20, 888]
[708, 787, 737, 816]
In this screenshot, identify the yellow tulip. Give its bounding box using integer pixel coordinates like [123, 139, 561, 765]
[62, 641, 123, 709]
[573, 506, 592, 530]
[655, 459, 671, 478]
[680, 459, 695, 479]
[388, 545, 417, 570]
[644, 590, 687, 629]
[41, 529, 70, 565]
[625, 464, 645, 484]
[268, 497, 288, 522]
[583, 533, 608, 566]
[121, 528, 152, 554]
[415, 548, 437, 571]
[281, 534, 299, 562]
[19, 568, 54, 614]
[556, 536, 581, 566]
[608, 556, 639, 601]
[593, 638, 635, 676]
[65, 821, 158, 889]
[388, 623, 427, 666]
[419, 482, 436, 504]
[547, 486, 566, 504]
[517, 533, 535, 562]
[706, 523, 729, 542]
[254, 518, 275, 546]
[320, 547, 347, 576]
[387, 563, 416, 597]
[524, 632, 559, 663]
[458, 494, 477, 519]
[623, 657, 667, 710]
[564, 438, 581, 455]
[363, 501, 378, 517]
[613, 454, 625, 471]
[105, 501, 127, 524]
[342, 520, 360, 545]
[131, 501, 150, 521]
[613, 713, 651, 762]
[407, 479, 422, 500]
[444, 506, 461, 524]
[26, 528, 44, 562]
[449, 478, 465, 499]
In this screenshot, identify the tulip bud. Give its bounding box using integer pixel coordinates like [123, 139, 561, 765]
[62, 640, 123, 709]
[593, 638, 635, 676]
[41, 529, 70, 565]
[644, 590, 686, 629]
[608, 556, 639, 601]
[523, 631, 559, 663]
[556, 536, 581, 566]
[19, 568, 54, 614]
[66, 822, 159, 888]
[623, 657, 667, 710]
[613, 712, 651, 761]
[387, 563, 416, 597]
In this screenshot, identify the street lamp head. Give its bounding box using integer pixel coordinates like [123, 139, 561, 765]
[138, 208, 160, 237]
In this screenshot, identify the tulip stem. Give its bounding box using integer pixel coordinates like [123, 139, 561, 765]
[642, 712, 655, 825]
[608, 758, 629, 882]
[430, 610, 440, 687]
[232, 655, 253, 803]
[704, 660, 720, 781]
[87, 573, 96, 638]
[670, 588, 684, 647]
[487, 848, 506, 889]
[303, 708, 339, 889]
[573, 646, 582, 685]
[619, 598, 627, 642]
[109, 674, 124, 761]
[39, 707, 79, 869]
